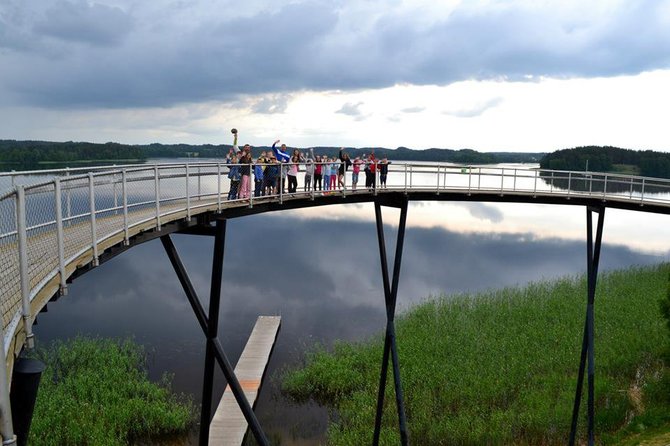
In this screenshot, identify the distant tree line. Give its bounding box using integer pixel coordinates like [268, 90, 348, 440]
[0, 140, 146, 164]
[1, 139, 544, 166]
[540, 146, 670, 178]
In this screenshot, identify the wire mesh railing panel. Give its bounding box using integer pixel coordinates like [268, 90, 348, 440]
[0, 192, 20, 331]
[90, 173, 123, 242]
[125, 167, 159, 227]
[60, 176, 92, 263]
[158, 165, 187, 204]
[24, 183, 59, 296]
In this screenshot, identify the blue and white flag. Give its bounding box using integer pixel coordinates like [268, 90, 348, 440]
[272, 143, 291, 163]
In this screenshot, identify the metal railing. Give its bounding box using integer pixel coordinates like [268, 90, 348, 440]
[2, 161, 670, 358]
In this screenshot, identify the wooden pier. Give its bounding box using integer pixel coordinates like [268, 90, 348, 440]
[208, 315, 281, 445]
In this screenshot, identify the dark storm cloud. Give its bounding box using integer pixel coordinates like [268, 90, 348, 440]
[33, 1, 133, 46]
[2, 1, 669, 108]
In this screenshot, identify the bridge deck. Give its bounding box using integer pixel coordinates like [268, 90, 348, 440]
[209, 315, 281, 445]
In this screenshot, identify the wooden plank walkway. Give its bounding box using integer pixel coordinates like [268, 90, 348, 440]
[209, 316, 281, 445]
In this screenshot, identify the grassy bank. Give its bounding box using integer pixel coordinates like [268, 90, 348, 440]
[29, 337, 195, 446]
[282, 264, 670, 445]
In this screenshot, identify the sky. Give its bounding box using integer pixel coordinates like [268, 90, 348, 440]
[1, 0, 670, 152]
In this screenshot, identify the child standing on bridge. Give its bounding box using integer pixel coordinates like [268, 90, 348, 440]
[352, 157, 363, 190]
[314, 155, 323, 191]
[379, 157, 390, 188]
[329, 157, 339, 190]
[325, 157, 333, 190]
[226, 149, 241, 200]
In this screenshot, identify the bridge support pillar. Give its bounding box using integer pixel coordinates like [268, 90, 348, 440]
[160, 222, 269, 446]
[569, 206, 605, 446]
[372, 195, 410, 446]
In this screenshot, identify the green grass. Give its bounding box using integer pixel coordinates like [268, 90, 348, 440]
[282, 264, 670, 445]
[29, 337, 195, 446]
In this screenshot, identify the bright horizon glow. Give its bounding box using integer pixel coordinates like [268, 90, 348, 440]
[1, 71, 670, 152]
[1, 1, 669, 152]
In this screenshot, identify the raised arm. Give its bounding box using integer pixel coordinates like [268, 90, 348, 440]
[232, 129, 239, 153]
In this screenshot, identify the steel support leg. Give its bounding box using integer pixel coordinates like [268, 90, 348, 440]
[372, 197, 409, 446]
[568, 206, 605, 446]
[160, 221, 269, 446]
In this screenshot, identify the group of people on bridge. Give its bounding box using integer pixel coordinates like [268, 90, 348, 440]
[225, 129, 391, 200]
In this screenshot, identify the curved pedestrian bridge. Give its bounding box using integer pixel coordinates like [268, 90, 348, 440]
[1, 161, 670, 444]
[1, 162, 669, 366]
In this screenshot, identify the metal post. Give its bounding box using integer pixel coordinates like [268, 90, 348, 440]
[436, 165, 440, 193]
[280, 163, 283, 204]
[629, 177, 633, 199]
[603, 174, 608, 199]
[533, 170, 538, 196]
[197, 165, 202, 200]
[154, 165, 161, 230]
[550, 171, 554, 193]
[122, 170, 129, 245]
[404, 164, 408, 194]
[568, 172, 572, 197]
[16, 186, 34, 349]
[568, 206, 605, 446]
[185, 164, 191, 221]
[468, 167, 472, 195]
[641, 178, 645, 203]
[217, 163, 222, 212]
[88, 173, 99, 267]
[372, 197, 410, 446]
[54, 180, 67, 296]
[0, 322, 17, 445]
[65, 169, 71, 225]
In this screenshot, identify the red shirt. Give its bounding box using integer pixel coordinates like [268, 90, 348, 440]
[369, 155, 377, 173]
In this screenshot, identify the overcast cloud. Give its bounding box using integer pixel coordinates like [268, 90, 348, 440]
[2, 0, 670, 109]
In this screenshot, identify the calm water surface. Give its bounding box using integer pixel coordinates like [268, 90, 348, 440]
[31, 206, 668, 444]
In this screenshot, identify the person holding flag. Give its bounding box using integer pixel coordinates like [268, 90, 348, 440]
[272, 139, 291, 163]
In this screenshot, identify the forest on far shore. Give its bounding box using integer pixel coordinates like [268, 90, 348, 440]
[0, 139, 543, 166]
[539, 145, 670, 178]
[3, 140, 670, 180]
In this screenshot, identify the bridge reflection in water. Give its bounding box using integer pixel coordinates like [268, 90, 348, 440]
[1, 162, 669, 445]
